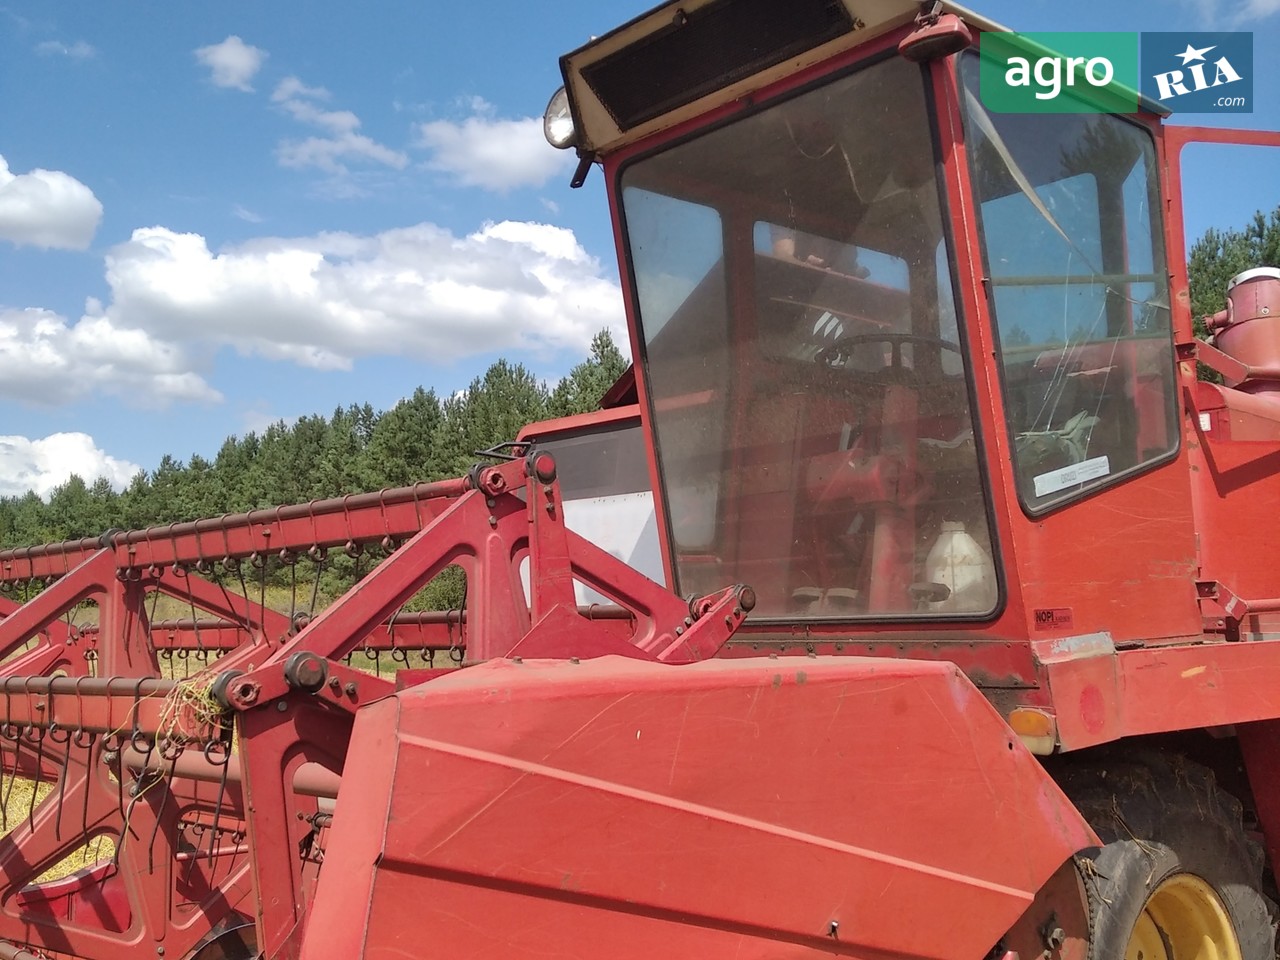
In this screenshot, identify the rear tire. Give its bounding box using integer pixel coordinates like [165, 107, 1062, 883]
[1058, 752, 1275, 960]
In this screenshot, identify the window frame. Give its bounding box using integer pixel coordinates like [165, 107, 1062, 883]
[614, 50, 1007, 623]
[956, 52, 1181, 518]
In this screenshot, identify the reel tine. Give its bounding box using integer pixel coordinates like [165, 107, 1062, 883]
[146, 748, 181, 874]
[0, 685, 13, 834]
[289, 554, 298, 624]
[205, 738, 231, 884]
[234, 560, 254, 639]
[26, 723, 46, 828]
[257, 553, 268, 640]
[308, 549, 325, 621]
[183, 565, 205, 659]
[51, 722, 72, 841]
[116, 720, 154, 867]
[0, 730, 8, 835]
[75, 727, 96, 840]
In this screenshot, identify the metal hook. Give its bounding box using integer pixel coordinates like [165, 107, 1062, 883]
[130, 729, 154, 755]
[203, 738, 230, 767]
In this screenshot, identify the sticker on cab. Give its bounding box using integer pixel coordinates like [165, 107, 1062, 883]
[1033, 455, 1110, 498]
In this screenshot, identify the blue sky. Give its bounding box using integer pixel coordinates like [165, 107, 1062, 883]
[0, 0, 1277, 498]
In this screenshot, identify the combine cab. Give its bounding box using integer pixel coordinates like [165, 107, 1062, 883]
[1, 2, 1280, 958]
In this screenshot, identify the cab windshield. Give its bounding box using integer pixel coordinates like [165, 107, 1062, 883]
[621, 55, 997, 620]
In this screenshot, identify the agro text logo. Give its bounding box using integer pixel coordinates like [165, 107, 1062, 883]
[1141, 33, 1252, 113]
[980, 33, 1139, 114]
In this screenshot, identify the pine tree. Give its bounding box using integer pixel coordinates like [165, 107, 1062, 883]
[364, 387, 445, 488]
[1188, 205, 1280, 337]
[434, 360, 549, 477]
[547, 330, 630, 418]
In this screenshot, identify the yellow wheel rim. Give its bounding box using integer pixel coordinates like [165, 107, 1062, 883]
[1124, 873, 1244, 960]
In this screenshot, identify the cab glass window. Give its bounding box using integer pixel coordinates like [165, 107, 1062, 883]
[622, 56, 998, 620]
[960, 56, 1177, 510]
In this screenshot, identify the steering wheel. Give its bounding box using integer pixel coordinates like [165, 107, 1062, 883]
[815, 332, 961, 383]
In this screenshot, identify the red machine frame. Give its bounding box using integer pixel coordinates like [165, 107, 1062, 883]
[0, 3, 1277, 958]
[0, 453, 754, 959]
[600, 23, 1280, 757]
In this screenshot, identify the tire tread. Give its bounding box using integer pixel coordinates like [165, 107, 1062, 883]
[1054, 750, 1276, 960]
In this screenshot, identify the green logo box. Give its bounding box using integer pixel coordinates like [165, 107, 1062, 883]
[979, 32, 1140, 114]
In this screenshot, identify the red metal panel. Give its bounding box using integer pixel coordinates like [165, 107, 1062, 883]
[1044, 636, 1280, 749]
[307, 656, 1095, 960]
[1238, 720, 1280, 887]
[297, 697, 400, 960]
[516, 405, 639, 441]
[1006, 463, 1201, 645]
[934, 57, 1203, 650]
[1186, 420, 1280, 613]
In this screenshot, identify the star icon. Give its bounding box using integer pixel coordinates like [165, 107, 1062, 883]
[1176, 42, 1216, 64]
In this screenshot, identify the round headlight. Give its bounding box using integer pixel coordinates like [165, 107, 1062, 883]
[543, 86, 577, 149]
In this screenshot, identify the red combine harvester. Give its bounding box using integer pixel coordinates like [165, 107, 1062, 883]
[1, 1, 1280, 958]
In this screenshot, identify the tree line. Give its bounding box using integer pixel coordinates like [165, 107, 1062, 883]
[0, 331, 628, 550]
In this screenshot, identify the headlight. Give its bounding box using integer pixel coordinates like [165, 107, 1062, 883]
[543, 86, 577, 149]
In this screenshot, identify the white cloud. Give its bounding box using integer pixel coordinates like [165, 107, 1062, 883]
[276, 134, 407, 174]
[279, 101, 360, 135]
[273, 75, 407, 175]
[98, 220, 625, 369]
[1183, 0, 1280, 21]
[271, 76, 329, 103]
[242, 406, 290, 436]
[0, 306, 221, 406]
[0, 433, 139, 499]
[1181, 0, 1221, 18]
[416, 101, 573, 192]
[305, 175, 378, 201]
[0, 154, 102, 250]
[2, 215, 624, 413]
[35, 40, 95, 59]
[232, 204, 263, 223]
[1239, 0, 1280, 15]
[194, 36, 266, 92]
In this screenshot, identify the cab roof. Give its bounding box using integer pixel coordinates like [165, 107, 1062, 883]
[558, 0, 1006, 157]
